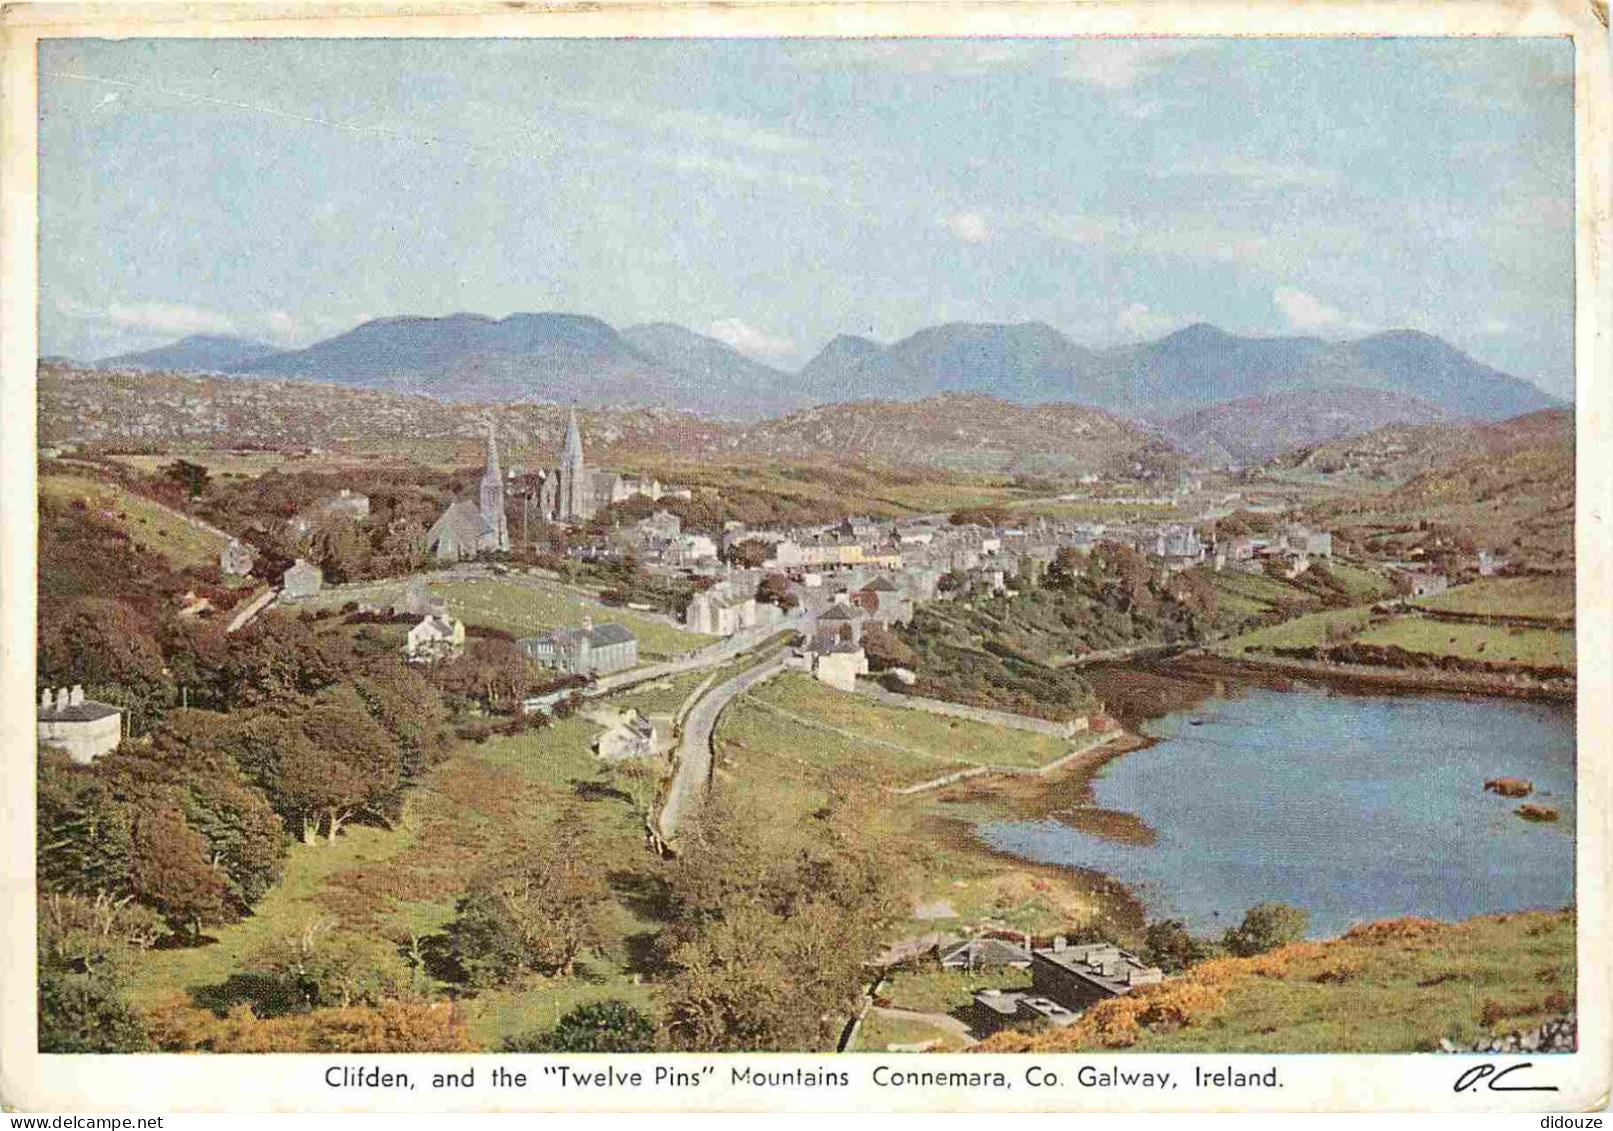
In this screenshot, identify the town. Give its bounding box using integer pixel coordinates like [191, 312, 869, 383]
[36, 390, 1576, 1056]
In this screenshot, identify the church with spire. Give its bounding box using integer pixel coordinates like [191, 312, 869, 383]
[426, 421, 511, 560]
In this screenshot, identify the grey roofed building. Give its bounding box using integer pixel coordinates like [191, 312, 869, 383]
[427, 423, 510, 560]
[971, 990, 1078, 1035]
[937, 937, 1032, 970]
[1031, 941, 1164, 1012]
[518, 620, 638, 675]
[38, 686, 123, 764]
[426, 499, 495, 560]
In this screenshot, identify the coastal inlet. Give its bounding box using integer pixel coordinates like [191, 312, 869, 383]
[977, 684, 1574, 938]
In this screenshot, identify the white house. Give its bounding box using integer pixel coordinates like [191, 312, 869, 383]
[281, 558, 323, 599]
[405, 614, 466, 663]
[38, 686, 122, 764]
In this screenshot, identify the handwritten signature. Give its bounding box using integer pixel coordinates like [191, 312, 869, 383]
[1454, 1062, 1560, 1094]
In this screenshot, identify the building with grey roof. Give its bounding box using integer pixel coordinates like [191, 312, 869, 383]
[518, 619, 638, 675]
[38, 686, 123, 764]
[1030, 940, 1164, 1011]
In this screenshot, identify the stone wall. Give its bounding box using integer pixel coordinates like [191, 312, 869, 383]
[852, 679, 1086, 739]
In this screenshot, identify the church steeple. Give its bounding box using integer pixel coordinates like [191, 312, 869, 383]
[562, 407, 584, 471]
[478, 418, 509, 552]
[481, 419, 502, 486]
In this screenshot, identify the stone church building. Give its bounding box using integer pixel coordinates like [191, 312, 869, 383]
[427, 423, 511, 560]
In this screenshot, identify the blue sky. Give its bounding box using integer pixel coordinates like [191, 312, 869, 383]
[38, 36, 1575, 397]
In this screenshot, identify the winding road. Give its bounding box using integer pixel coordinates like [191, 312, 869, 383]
[655, 651, 789, 845]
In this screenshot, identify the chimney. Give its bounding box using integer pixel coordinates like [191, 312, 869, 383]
[40, 688, 53, 712]
[1053, 936, 1067, 952]
[57, 688, 70, 712]
[70, 685, 85, 707]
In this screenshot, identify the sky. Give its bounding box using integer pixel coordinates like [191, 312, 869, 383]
[38, 36, 1576, 398]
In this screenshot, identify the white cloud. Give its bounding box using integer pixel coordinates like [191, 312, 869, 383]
[1057, 40, 1205, 91]
[941, 211, 990, 243]
[1168, 155, 1341, 190]
[54, 297, 316, 347]
[102, 300, 238, 337]
[1272, 287, 1372, 335]
[707, 318, 796, 359]
[1116, 302, 1191, 339]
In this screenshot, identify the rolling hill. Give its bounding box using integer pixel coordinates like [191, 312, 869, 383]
[740, 392, 1180, 476]
[1163, 387, 1455, 466]
[98, 334, 287, 373]
[619, 323, 809, 417]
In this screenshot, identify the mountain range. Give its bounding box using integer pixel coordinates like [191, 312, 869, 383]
[93, 312, 1563, 446]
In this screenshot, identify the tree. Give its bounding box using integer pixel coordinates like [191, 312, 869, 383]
[295, 685, 403, 842]
[375, 517, 429, 576]
[247, 917, 412, 1013]
[311, 519, 372, 584]
[128, 804, 232, 937]
[164, 459, 211, 500]
[1046, 546, 1087, 591]
[755, 573, 798, 610]
[950, 506, 1011, 528]
[1140, 918, 1215, 974]
[38, 967, 148, 1053]
[1222, 901, 1310, 957]
[861, 623, 917, 671]
[353, 667, 451, 780]
[36, 891, 156, 1053]
[725, 538, 771, 569]
[37, 751, 134, 899]
[133, 711, 287, 904]
[38, 597, 174, 734]
[430, 639, 538, 714]
[1089, 541, 1155, 613]
[441, 809, 615, 985]
[506, 1000, 659, 1052]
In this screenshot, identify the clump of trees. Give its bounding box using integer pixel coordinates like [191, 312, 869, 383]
[437, 808, 617, 987]
[656, 788, 901, 1052]
[503, 1000, 658, 1052]
[1222, 902, 1310, 957]
[37, 892, 162, 1052]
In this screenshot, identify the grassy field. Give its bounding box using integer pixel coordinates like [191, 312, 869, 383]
[1209, 570, 1326, 616]
[712, 677, 1129, 938]
[1327, 562, 1396, 602]
[1355, 618, 1576, 669]
[124, 715, 666, 1049]
[879, 963, 1033, 1015]
[634, 461, 1028, 518]
[1215, 608, 1375, 654]
[429, 578, 710, 659]
[745, 674, 1074, 775]
[1413, 574, 1576, 624]
[982, 910, 1576, 1053]
[855, 1012, 960, 1051]
[40, 473, 229, 571]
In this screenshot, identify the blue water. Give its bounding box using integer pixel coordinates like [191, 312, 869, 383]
[978, 687, 1576, 938]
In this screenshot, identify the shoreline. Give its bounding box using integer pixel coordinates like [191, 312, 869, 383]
[921, 652, 1576, 939]
[1170, 651, 1576, 704]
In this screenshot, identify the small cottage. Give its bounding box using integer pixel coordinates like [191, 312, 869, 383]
[37, 686, 123, 764]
